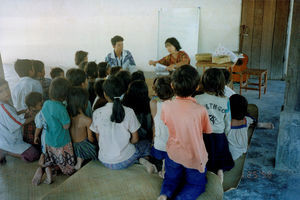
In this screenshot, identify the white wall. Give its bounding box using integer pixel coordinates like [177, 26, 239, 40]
[0, 0, 241, 69]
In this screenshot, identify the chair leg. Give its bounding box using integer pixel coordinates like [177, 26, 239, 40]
[259, 75, 262, 99]
[264, 71, 267, 94]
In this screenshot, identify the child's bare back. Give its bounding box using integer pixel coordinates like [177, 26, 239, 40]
[70, 113, 92, 143]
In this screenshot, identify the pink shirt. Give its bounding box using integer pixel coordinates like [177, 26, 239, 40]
[161, 96, 212, 172]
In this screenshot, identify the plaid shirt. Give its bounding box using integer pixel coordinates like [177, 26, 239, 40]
[158, 51, 190, 66]
[23, 110, 39, 145]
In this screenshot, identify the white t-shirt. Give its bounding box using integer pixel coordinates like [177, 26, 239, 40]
[153, 101, 169, 151]
[195, 93, 231, 135]
[227, 116, 254, 160]
[224, 86, 236, 98]
[0, 102, 31, 154]
[12, 77, 43, 112]
[90, 103, 141, 164]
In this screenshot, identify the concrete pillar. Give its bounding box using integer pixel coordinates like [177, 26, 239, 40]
[0, 53, 4, 79]
[275, 0, 300, 172]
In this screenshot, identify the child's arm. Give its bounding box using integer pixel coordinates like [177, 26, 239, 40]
[34, 128, 42, 144]
[149, 100, 157, 142]
[130, 131, 139, 144]
[86, 118, 95, 143]
[17, 109, 27, 115]
[224, 101, 231, 136]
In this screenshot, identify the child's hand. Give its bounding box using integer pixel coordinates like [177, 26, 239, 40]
[34, 136, 40, 144]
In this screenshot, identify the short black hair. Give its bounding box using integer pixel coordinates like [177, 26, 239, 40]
[116, 70, 131, 92]
[66, 68, 87, 87]
[230, 94, 248, 120]
[110, 66, 122, 76]
[49, 77, 71, 101]
[78, 61, 88, 71]
[14, 59, 33, 77]
[25, 92, 43, 108]
[97, 62, 110, 78]
[94, 79, 105, 98]
[154, 76, 174, 100]
[111, 35, 124, 46]
[165, 37, 181, 51]
[202, 68, 225, 97]
[85, 62, 98, 79]
[50, 67, 64, 79]
[67, 87, 89, 117]
[75, 50, 88, 66]
[131, 70, 145, 82]
[221, 69, 231, 85]
[0, 78, 8, 87]
[171, 65, 200, 97]
[32, 60, 44, 74]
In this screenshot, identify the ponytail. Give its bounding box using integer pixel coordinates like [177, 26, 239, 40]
[111, 97, 125, 123]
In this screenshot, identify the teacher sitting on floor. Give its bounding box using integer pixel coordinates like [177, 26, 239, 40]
[105, 35, 136, 72]
[149, 37, 190, 71]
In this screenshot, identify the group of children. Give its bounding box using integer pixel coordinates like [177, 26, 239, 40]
[0, 55, 266, 200]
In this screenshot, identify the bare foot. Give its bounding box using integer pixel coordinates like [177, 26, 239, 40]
[157, 195, 167, 200]
[32, 167, 44, 186]
[38, 154, 45, 166]
[217, 169, 224, 184]
[43, 167, 52, 184]
[139, 158, 158, 174]
[257, 122, 274, 129]
[75, 157, 83, 170]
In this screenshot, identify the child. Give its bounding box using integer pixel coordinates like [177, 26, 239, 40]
[109, 66, 122, 76]
[92, 79, 107, 111]
[33, 60, 52, 100]
[12, 59, 43, 113]
[23, 92, 43, 146]
[67, 87, 97, 170]
[221, 69, 236, 98]
[66, 68, 92, 117]
[195, 68, 234, 183]
[115, 70, 131, 92]
[32, 78, 75, 186]
[90, 76, 156, 173]
[0, 78, 40, 164]
[84, 62, 98, 104]
[50, 67, 64, 79]
[75, 50, 88, 69]
[131, 70, 145, 82]
[157, 65, 212, 200]
[97, 62, 110, 80]
[150, 76, 174, 178]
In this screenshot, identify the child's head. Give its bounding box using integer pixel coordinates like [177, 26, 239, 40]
[49, 77, 71, 102]
[14, 59, 35, 78]
[202, 68, 225, 97]
[0, 78, 11, 103]
[78, 61, 88, 71]
[25, 92, 43, 112]
[110, 66, 122, 76]
[85, 62, 98, 80]
[131, 70, 145, 82]
[115, 70, 131, 92]
[153, 76, 174, 100]
[97, 62, 110, 78]
[75, 50, 88, 66]
[230, 94, 248, 120]
[50, 67, 64, 79]
[66, 68, 88, 89]
[94, 79, 105, 98]
[221, 69, 231, 85]
[32, 60, 45, 78]
[67, 87, 89, 117]
[171, 65, 200, 97]
[102, 76, 125, 123]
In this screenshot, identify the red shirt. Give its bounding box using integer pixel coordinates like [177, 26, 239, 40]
[158, 51, 190, 66]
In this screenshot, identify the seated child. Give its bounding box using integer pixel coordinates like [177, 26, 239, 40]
[75, 50, 88, 69]
[116, 70, 131, 92]
[23, 92, 43, 146]
[109, 66, 122, 76]
[67, 87, 97, 170]
[12, 59, 43, 113]
[157, 65, 212, 200]
[84, 62, 98, 104]
[0, 78, 40, 164]
[50, 67, 64, 79]
[66, 68, 92, 117]
[33, 60, 51, 100]
[195, 68, 234, 183]
[32, 78, 75, 186]
[131, 70, 145, 82]
[92, 79, 107, 111]
[150, 76, 174, 178]
[221, 69, 236, 98]
[90, 76, 156, 173]
[97, 62, 110, 80]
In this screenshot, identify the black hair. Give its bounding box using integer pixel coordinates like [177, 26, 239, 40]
[230, 94, 248, 120]
[202, 68, 225, 97]
[154, 76, 174, 100]
[67, 87, 89, 117]
[85, 62, 98, 79]
[111, 35, 124, 46]
[116, 70, 131, 92]
[131, 70, 145, 82]
[102, 76, 126, 123]
[66, 68, 87, 87]
[78, 61, 88, 71]
[97, 62, 110, 78]
[49, 77, 71, 101]
[123, 80, 150, 114]
[0, 78, 8, 87]
[171, 65, 200, 97]
[25, 92, 43, 108]
[50, 67, 64, 79]
[110, 66, 122, 76]
[14, 59, 33, 77]
[75, 50, 88, 66]
[32, 60, 44, 74]
[220, 69, 231, 85]
[165, 37, 181, 51]
[94, 79, 105, 98]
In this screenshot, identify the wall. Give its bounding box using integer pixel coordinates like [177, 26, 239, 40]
[0, 0, 241, 68]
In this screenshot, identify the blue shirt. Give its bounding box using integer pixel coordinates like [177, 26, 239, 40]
[105, 50, 136, 72]
[42, 100, 71, 147]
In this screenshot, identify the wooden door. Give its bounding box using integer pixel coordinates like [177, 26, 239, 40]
[240, 0, 290, 80]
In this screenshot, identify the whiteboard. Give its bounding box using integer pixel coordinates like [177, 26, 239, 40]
[157, 8, 200, 67]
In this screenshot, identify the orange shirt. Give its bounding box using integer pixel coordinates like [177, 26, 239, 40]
[158, 51, 190, 66]
[161, 96, 212, 172]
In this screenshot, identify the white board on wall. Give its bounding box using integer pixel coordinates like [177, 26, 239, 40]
[157, 8, 200, 66]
